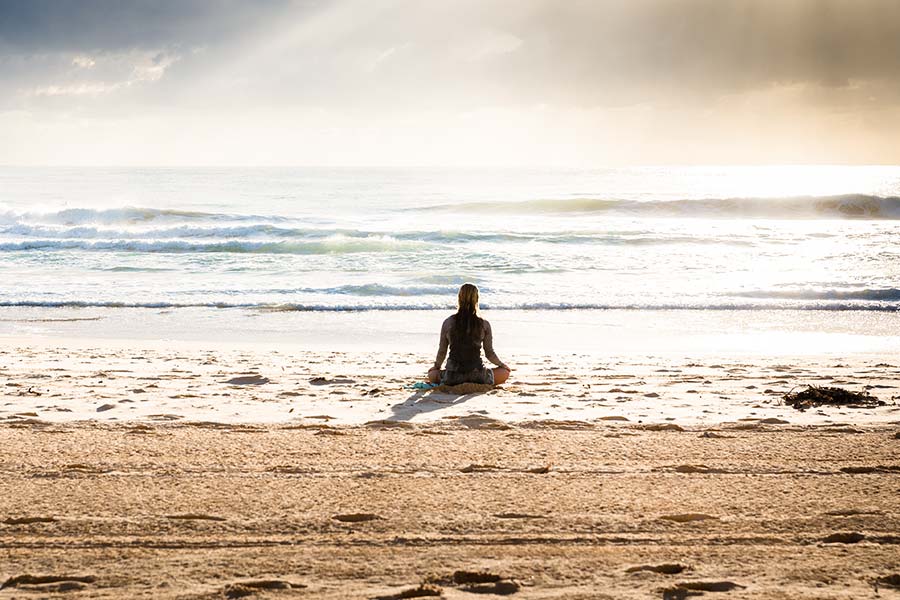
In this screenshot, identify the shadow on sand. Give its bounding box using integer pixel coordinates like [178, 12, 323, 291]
[388, 387, 493, 422]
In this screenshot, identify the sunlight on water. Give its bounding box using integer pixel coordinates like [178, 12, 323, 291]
[646, 165, 900, 199]
[0, 165, 899, 313]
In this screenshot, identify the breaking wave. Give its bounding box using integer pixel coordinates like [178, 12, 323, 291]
[1, 300, 897, 312]
[0, 237, 420, 254]
[731, 288, 900, 302]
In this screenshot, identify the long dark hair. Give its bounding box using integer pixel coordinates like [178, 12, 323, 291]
[453, 282, 483, 339]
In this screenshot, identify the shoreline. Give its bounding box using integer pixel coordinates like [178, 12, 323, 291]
[4, 306, 900, 355]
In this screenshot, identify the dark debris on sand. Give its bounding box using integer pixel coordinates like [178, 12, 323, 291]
[782, 386, 885, 411]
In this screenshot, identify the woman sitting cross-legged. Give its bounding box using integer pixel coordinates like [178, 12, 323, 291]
[427, 283, 511, 386]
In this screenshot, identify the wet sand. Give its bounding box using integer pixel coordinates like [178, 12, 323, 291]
[1, 423, 898, 598]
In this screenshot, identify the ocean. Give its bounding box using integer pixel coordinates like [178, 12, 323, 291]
[2, 165, 899, 316]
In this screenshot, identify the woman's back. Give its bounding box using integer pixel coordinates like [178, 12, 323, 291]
[445, 313, 485, 372]
[428, 283, 510, 386]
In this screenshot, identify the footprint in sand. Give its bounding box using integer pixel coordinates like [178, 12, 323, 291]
[447, 572, 520, 595]
[224, 374, 270, 385]
[672, 581, 745, 592]
[451, 570, 503, 584]
[626, 564, 689, 575]
[309, 376, 355, 385]
[223, 579, 306, 598]
[659, 513, 718, 523]
[1, 575, 96, 591]
[460, 464, 500, 473]
[822, 532, 865, 543]
[365, 420, 415, 429]
[3, 516, 57, 525]
[840, 465, 900, 474]
[449, 415, 511, 430]
[165, 513, 226, 522]
[333, 513, 382, 523]
[372, 584, 442, 600]
[147, 414, 184, 421]
[641, 423, 685, 431]
[462, 580, 520, 595]
[527, 465, 551, 474]
[671, 465, 724, 474]
[824, 509, 882, 517]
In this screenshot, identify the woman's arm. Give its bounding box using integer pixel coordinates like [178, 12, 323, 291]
[433, 318, 451, 370]
[482, 320, 507, 368]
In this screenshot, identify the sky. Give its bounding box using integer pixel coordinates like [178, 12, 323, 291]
[1, 0, 899, 167]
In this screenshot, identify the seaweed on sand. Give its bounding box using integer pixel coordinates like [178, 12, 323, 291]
[783, 386, 884, 411]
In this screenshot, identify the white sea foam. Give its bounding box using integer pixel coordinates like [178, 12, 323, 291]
[0, 236, 417, 254]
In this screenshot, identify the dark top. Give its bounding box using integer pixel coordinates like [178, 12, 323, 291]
[433, 314, 503, 372]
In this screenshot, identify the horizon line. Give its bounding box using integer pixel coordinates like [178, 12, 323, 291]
[2, 163, 899, 170]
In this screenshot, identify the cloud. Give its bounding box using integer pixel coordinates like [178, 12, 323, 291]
[1, 0, 899, 165]
[7, 48, 180, 106]
[4, 0, 900, 109]
[71, 55, 96, 69]
[0, 0, 296, 52]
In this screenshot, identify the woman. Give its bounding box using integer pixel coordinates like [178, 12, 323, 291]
[428, 283, 511, 386]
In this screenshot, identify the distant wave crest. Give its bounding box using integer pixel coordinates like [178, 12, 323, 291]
[421, 194, 900, 219]
[0, 206, 280, 226]
[5, 195, 900, 231]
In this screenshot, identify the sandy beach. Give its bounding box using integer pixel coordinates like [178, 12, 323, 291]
[2, 335, 899, 427]
[2, 337, 899, 598]
[2, 419, 898, 598]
